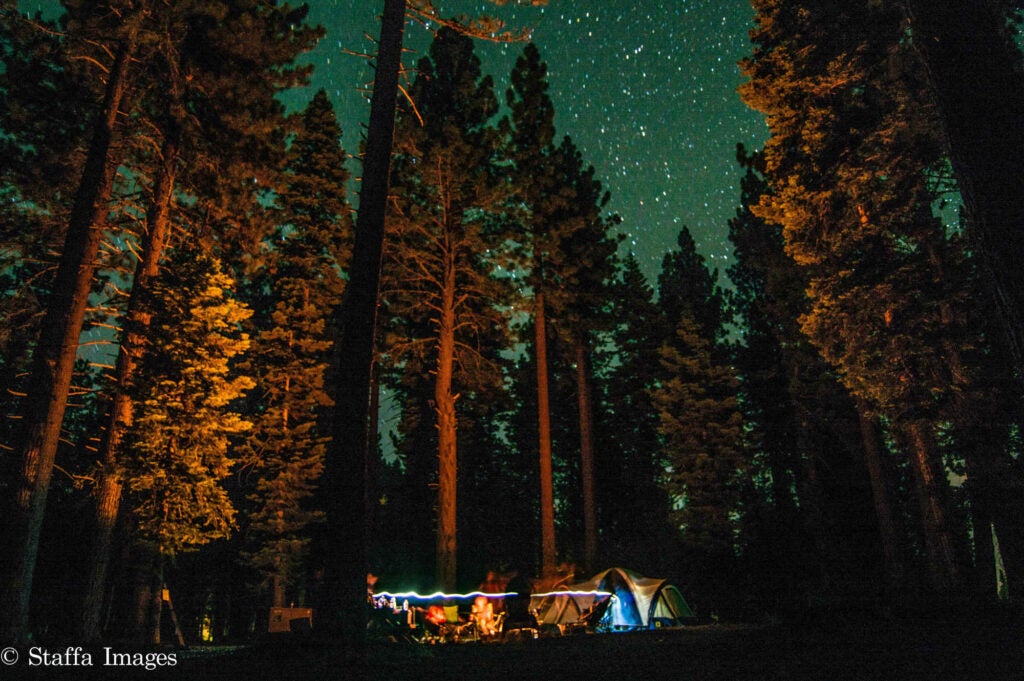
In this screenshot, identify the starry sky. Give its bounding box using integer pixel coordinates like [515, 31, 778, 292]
[21, 0, 768, 282]
[297, 0, 768, 283]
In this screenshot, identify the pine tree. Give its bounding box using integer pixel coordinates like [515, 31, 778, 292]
[741, 0, 977, 591]
[382, 27, 508, 590]
[321, 1, 543, 641]
[546, 138, 620, 573]
[655, 235, 745, 610]
[239, 89, 350, 607]
[122, 249, 253, 642]
[0, 8, 91, 468]
[0, 1, 144, 641]
[125, 249, 254, 555]
[727, 145, 896, 604]
[503, 41, 559, 575]
[653, 230, 744, 567]
[75, 0, 321, 640]
[901, 0, 1024, 380]
[595, 255, 675, 573]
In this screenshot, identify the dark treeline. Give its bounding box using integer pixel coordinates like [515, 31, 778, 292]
[2, 0, 1024, 648]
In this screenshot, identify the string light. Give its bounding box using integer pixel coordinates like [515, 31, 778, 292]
[376, 590, 519, 600]
[532, 590, 613, 598]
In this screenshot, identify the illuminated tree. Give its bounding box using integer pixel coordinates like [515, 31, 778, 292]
[383, 27, 508, 590]
[727, 145, 898, 602]
[75, 0, 320, 640]
[741, 0, 976, 591]
[123, 249, 254, 641]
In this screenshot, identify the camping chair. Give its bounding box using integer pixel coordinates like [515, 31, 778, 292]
[561, 595, 611, 635]
[423, 603, 475, 644]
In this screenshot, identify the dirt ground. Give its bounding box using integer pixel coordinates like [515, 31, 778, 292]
[5, 615, 1022, 680]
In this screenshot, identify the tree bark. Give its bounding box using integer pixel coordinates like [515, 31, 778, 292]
[856, 400, 904, 593]
[435, 248, 458, 591]
[906, 420, 961, 591]
[535, 290, 556, 575]
[148, 554, 165, 646]
[321, 0, 406, 648]
[0, 30, 137, 644]
[575, 341, 597, 573]
[78, 129, 180, 643]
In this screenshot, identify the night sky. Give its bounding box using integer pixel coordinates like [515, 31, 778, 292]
[296, 0, 768, 282]
[22, 0, 768, 281]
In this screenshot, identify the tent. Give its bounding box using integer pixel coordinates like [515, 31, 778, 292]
[531, 567, 695, 631]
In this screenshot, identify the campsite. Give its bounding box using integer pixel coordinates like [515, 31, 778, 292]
[6, 2, 1024, 674]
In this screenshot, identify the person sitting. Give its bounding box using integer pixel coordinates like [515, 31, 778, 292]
[471, 595, 497, 637]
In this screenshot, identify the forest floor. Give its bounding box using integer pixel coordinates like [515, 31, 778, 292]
[5, 612, 1023, 680]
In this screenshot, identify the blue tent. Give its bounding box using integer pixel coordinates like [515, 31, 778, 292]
[531, 567, 695, 631]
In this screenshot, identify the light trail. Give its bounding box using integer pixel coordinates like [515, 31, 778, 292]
[376, 590, 519, 600]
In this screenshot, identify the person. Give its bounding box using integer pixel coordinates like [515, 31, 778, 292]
[366, 572, 379, 602]
[503, 568, 534, 630]
[471, 595, 497, 637]
[478, 569, 507, 612]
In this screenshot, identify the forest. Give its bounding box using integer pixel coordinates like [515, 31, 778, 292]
[2, 0, 1024, 650]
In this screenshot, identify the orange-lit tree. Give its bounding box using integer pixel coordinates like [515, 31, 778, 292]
[741, 0, 978, 592]
[122, 249, 254, 644]
[383, 28, 509, 591]
[75, 0, 320, 641]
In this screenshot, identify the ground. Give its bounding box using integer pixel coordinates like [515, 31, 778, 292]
[5, 614, 1022, 680]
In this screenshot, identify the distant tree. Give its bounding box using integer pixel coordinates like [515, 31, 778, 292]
[123, 249, 254, 643]
[547, 139, 620, 573]
[595, 255, 675, 573]
[238, 89, 350, 608]
[504, 43, 617, 575]
[655, 233, 745, 606]
[658, 229, 725, 346]
[653, 230, 744, 570]
[502, 41, 560, 574]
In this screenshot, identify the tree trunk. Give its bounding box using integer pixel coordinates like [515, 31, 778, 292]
[321, 0, 406, 648]
[272, 573, 286, 609]
[78, 128, 180, 643]
[0, 31, 137, 643]
[366, 360, 381, 537]
[857, 400, 904, 592]
[435, 251, 458, 591]
[575, 341, 597, 573]
[148, 554, 165, 646]
[906, 420, 961, 591]
[535, 290, 556, 575]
